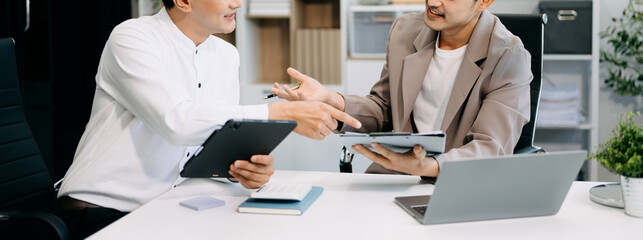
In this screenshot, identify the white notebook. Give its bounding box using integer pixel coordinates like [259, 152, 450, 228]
[251, 183, 312, 201]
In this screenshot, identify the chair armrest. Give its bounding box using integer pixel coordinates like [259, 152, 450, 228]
[514, 145, 545, 154]
[0, 210, 69, 240]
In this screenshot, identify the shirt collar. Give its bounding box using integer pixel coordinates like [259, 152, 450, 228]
[155, 7, 213, 49]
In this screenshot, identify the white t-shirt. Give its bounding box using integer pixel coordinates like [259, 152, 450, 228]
[413, 38, 468, 132]
[58, 8, 268, 212]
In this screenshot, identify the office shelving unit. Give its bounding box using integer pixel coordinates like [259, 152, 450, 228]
[235, 0, 354, 172]
[535, 0, 600, 181]
[236, 0, 342, 103]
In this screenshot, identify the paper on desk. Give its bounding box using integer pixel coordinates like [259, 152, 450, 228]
[339, 131, 445, 154]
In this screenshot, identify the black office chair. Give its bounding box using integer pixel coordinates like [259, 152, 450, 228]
[497, 14, 547, 154]
[0, 38, 69, 240]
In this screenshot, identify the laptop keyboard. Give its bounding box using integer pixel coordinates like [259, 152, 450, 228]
[412, 205, 427, 215]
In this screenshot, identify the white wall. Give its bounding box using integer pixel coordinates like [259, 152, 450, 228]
[596, 0, 642, 182]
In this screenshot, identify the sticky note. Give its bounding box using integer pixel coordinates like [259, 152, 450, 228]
[179, 195, 225, 211]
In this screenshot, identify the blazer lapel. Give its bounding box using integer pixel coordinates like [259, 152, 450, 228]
[399, 28, 436, 131]
[440, 11, 494, 131]
[440, 59, 482, 131]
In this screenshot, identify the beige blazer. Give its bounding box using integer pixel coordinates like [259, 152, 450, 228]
[342, 10, 532, 174]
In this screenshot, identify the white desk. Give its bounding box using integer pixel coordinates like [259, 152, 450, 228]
[90, 171, 641, 239]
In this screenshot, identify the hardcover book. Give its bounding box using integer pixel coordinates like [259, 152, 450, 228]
[237, 186, 323, 215]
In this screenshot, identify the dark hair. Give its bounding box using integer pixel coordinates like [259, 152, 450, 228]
[162, 0, 175, 9]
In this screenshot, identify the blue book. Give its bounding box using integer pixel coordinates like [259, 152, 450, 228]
[237, 186, 323, 215]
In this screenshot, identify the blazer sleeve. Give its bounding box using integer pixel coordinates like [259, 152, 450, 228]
[436, 46, 532, 166]
[339, 19, 401, 133]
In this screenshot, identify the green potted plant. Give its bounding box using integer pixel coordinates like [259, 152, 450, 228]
[599, 0, 642, 96]
[589, 112, 643, 217]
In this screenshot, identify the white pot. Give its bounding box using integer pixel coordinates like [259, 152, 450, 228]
[621, 175, 643, 218]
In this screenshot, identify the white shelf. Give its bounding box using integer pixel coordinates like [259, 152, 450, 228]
[543, 54, 593, 61]
[578, 123, 593, 130]
[349, 4, 424, 12]
[245, 14, 290, 19]
[536, 123, 593, 130]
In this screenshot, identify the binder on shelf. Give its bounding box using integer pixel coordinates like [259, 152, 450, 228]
[237, 186, 324, 215]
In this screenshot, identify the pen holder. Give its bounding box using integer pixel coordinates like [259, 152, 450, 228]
[339, 146, 354, 173]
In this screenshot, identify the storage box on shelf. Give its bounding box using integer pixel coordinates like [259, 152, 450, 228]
[539, 1, 593, 55]
[348, 4, 423, 58]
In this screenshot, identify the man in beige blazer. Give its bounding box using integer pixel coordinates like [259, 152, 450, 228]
[272, 0, 532, 177]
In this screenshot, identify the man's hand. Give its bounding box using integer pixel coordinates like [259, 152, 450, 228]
[270, 68, 346, 111]
[228, 155, 275, 189]
[269, 101, 361, 140]
[351, 143, 439, 176]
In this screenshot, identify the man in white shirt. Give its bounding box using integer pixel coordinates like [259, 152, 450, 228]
[55, 0, 361, 238]
[271, 0, 532, 177]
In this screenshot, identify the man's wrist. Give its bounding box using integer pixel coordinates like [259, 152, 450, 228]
[268, 102, 290, 120]
[328, 92, 346, 112]
[420, 156, 439, 177]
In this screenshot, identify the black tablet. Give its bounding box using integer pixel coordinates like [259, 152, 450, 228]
[180, 119, 297, 178]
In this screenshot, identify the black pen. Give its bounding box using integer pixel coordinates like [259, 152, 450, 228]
[263, 83, 301, 99]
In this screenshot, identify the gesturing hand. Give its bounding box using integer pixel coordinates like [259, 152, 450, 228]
[271, 68, 329, 102]
[270, 68, 347, 111]
[269, 101, 361, 140]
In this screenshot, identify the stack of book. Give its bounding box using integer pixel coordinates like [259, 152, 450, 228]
[537, 86, 582, 128]
[248, 0, 290, 17]
[237, 186, 323, 216]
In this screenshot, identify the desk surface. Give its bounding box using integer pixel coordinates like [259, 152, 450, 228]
[90, 171, 641, 239]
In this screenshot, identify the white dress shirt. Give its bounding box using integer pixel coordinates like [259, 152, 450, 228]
[58, 9, 268, 212]
[413, 38, 467, 132]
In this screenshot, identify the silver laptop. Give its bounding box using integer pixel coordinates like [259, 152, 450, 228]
[395, 150, 586, 225]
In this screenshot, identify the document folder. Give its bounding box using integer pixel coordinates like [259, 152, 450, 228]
[339, 131, 446, 154]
